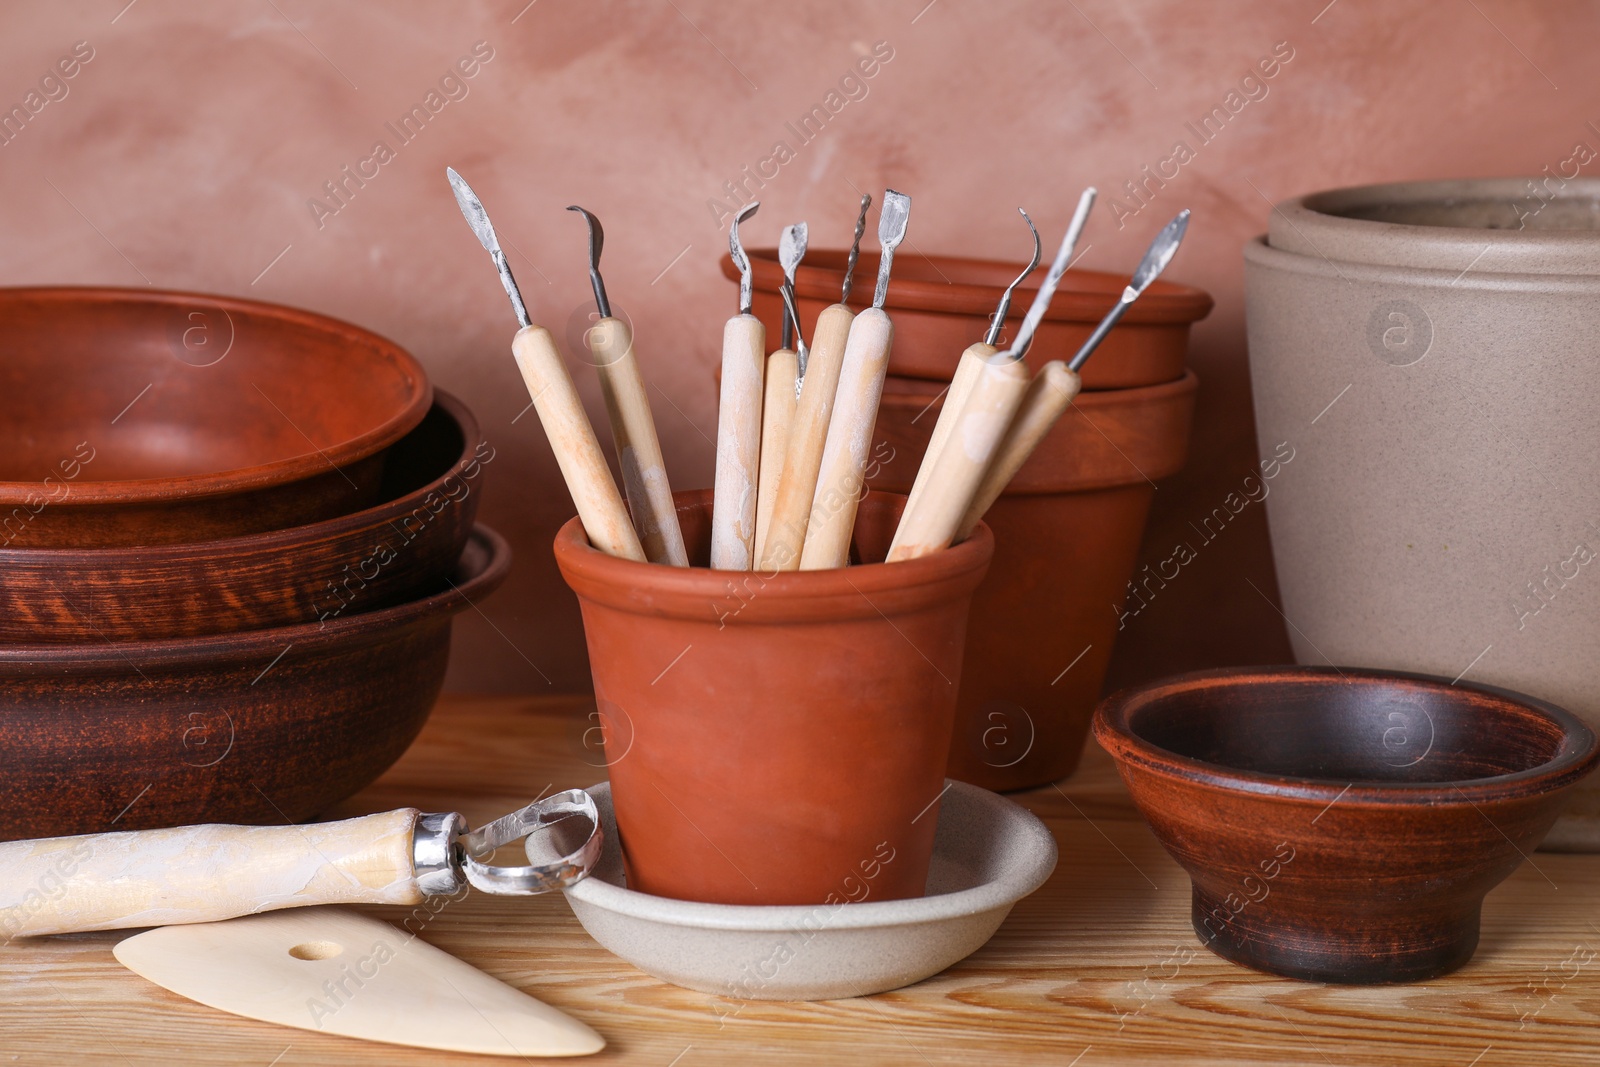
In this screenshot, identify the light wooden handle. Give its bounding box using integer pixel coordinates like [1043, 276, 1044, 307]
[761, 302, 855, 571]
[588, 317, 689, 567]
[898, 342, 994, 524]
[512, 326, 645, 562]
[0, 810, 423, 939]
[754, 347, 799, 563]
[711, 314, 766, 570]
[800, 307, 894, 570]
[956, 360, 1082, 540]
[888, 354, 1030, 562]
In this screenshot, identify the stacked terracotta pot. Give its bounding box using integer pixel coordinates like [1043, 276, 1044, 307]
[0, 287, 507, 840]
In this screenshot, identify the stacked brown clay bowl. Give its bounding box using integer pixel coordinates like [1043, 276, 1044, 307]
[0, 287, 509, 840]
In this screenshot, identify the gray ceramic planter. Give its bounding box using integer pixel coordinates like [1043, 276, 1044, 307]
[1244, 179, 1600, 850]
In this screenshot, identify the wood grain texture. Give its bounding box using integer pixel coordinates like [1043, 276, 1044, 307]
[5, 693, 1600, 1065]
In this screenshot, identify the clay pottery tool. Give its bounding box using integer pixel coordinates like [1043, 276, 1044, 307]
[0, 392, 483, 642]
[567, 206, 687, 567]
[553, 489, 992, 906]
[447, 168, 643, 562]
[801, 189, 911, 570]
[115, 908, 604, 1057]
[0, 287, 431, 547]
[0, 789, 598, 936]
[561, 780, 1054, 1000]
[889, 192, 1095, 562]
[710, 202, 766, 570]
[753, 222, 807, 563]
[958, 208, 1190, 539]
[1095, 666, 1600, 984]
[0, 525, 509, 840]
[760, 194, 872, 571]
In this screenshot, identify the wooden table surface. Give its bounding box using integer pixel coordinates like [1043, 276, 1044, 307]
[6, 693, 1600, 1065]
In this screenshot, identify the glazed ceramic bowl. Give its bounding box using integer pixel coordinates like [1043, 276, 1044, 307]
[0, 525, 510, 840]
[558, 780, 1057, 1000]
[728, 248, 1212, 388]
[0, 287, 431, 546]
[1094, 666, 1599, 984]
[0, 391, 487, 642]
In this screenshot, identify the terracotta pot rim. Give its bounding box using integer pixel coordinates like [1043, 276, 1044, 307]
[0, 390, 479, 566]
[0, 286, 433, 504]
[1094, 665, 1600, 805]
[725, 250, 1214, 324]
[553, 490, 993, 620]
[1244, 234, 1600, 292]
[0, 523, 509, 668]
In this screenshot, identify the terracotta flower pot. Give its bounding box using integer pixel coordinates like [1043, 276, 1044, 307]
[724, 249, 1212, 389]
[866, 373, 1198, 790]
[552, 490, 993, 906]
[1244, 178, 1600, 850]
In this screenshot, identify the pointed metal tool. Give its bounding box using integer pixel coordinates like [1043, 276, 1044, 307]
[1003, 187, 1097, 361]
[984, 209, 1042, 346]
[729, 201, 760, 315]
[566, 205, 611, 319]
[754, 222, 809, 561]
[1068, 208, 1189, 372]
[871, 189, 911, 309]
[447, 167, 530, 328]
[839, 193, 872, 307]
[779, 221, 809, 367]
[712, 201, 766, 570]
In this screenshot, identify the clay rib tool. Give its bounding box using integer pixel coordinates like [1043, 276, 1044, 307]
[956, 208, 1191, 540]
[759, 194, 872, 570]
[753, 222, 807, 562]
[892, 207, 1042, 550]
[447, 169, 644, 561]
[800, 189, 911, 570]
[568, 206, 689, 566]
[710, 202, 766, 570]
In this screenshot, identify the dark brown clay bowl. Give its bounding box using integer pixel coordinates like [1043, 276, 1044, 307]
[0, 287, 431, 546]
[1093, 666, 1599, 984]
[0, 524, 510, 840]
[0, 391, 488, 642]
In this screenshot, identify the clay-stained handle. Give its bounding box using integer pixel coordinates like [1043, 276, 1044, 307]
[956, 360, 1082, 540]
[513, 326, 645, 562]
[0, 810, 424, 938]
[761, 302, 855, 571]
[898, 342, 995, 523]
[888, 354, 1030, 562]
[754, 347, 799, 563]
[711, 314, 766, 570]
[800, 308, 894, 570]
[587, 317, 689, 567]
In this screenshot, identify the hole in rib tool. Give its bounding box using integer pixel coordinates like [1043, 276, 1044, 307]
[753, 221, 808, 563]
[760, 193, 872, 571]
[710, 201, 766, 570]
[568, 206, 688, 566]
[799, 189, 911, 570]
[447, 168, 643, 560]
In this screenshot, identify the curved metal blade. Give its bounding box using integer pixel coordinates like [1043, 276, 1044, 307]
[566, 205, 611, 319]
[1127, 208, 1190, 297]
[1003, 186, 1096, 360]
[872, 189, 911, 308]
[729, 201, 760, 314]
[985, 207, 1042, 346]
[840, 194, 871, 305]
[446, 167, 530, 328]
[779, 222, 808, 355]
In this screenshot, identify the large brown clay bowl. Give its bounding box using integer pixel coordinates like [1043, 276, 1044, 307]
[1094, 666, 1599, 984]
[0, 287, 431, 546]
[0, 524, 510, 840]
[0, 391, 488, 642]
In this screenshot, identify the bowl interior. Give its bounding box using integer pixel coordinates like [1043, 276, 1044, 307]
[0, 289, 424, 483]
[1126, 675, 1573, 784]
[374, 396, 467, 501]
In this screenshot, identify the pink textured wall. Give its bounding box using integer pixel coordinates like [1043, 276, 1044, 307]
[1, 1, 1595, 693]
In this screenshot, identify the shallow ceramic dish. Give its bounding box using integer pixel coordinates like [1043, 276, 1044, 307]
[557, 780, 1056, 1001]
[0, 525, 510, 840]
[0, 286, 430, 546]
[0, 391, 487, 642]
[1094, 666, 1599, 984]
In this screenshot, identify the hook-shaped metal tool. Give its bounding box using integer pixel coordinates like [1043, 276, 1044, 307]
[779, 221, 809, 359]
[985, 208, 1042, 346]
[729, 201, 760, 315]
[1000, 187, 1097, 361]
[840, 194, 872, 306]
[1067, 208, 1189, 372]
[446, 167, 530, 329]
[872, 189, 911, 310]
[566, 205, 611, 319]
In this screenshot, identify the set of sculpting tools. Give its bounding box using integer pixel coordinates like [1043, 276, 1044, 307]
[446, 169, 1189, 571]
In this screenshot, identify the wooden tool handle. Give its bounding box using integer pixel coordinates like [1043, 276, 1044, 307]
[754, 347, 799, 563]
[587, 317, 689, 567]
[711, 314, 766, 570]
[956, 360, 1082, 540]
[800, 307, 894, 570]
[0, 810, 424, 938]
[888, 353, 1030, 562]
[898, 342, 994, 523]
[513, 326, 645, 562]
[761, 302, 855, 571]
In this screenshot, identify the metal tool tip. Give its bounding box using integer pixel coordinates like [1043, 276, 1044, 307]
[730, 202, 759, 313]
